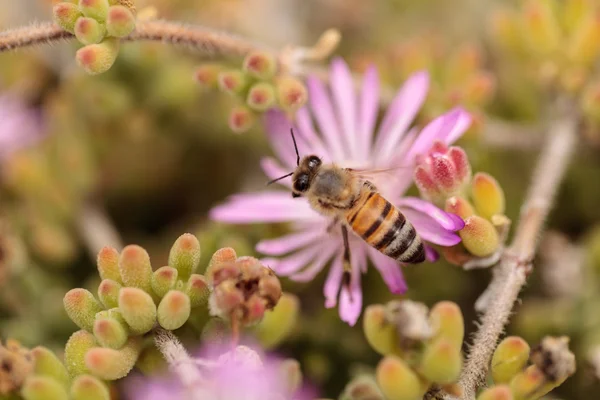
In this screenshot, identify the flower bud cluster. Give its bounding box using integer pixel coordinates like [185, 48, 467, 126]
[351, 300, 464, 400]
[194, 50, 308, 133]
[53, 1, 137, 75]
[480, 336, 576, 400]
[415, 141, 509, 267]
[62, 233, 209, 382]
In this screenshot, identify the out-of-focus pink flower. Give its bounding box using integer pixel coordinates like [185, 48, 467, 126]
[210, 58, 469, 326]
[0, 93, 44, 162]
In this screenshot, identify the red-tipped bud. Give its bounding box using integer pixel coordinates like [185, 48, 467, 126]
[472, 172, 506, 221]
[429, 301, 464, 349]
[228, 105, 256, 133]
[491, 10, 524, 54]
[568, 12, 600, 67]
[118, 244, 153, 292]
[85, 337, 141, 380]
[79, 0, 110, 21]
[492, 336, 531, 384]
[106, 5, 136, 37]
[157, 290, 191, 330]
[194, 63, 223, 88]
[247, 82, 277, 111]
[420, 337, 463, 384]
[76, 38, 120, 75]
[460, 215, 500, 257]
[97, 246, 121, 283]
[21, 376, 68, 400]
[218, 69, 249, 95]
[70, 375, 110, 400]
[64, 288, 104, 332]
[522, 0, 561, 56]
[53, 2, 83, 33]
[64, 330, 97, 377]
[93, 317, 128, 349]
[445, 196, 475, 220]
[151, 266, 178, 298]
[476, 385, 514, 400]
[185, 274, 209, 308]
[243, 51, 277, 80]
[118, 287, 157, 335]
[275, 76, 308, 112]
[74, 17, 106, 45]
[168, 233, 201, 280]
[376, 356, 424, 400]
[31, 347, 69, 386]
[464, 72, 496, 106]
[363, 304, 400, 356]
[206, 247, 237, 278]
[98, 279, 121, 309]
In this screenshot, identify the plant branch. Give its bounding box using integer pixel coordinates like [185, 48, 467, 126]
[450, 100, 578, 400]
[76, 203, 123, 258]
[154, 329, 202, 388]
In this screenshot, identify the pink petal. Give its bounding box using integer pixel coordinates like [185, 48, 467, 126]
[398, 197, 465, 231]
[424, 245, 440, 262]
[338, 262, 363, 326]
[307, 76, 346, 161]
[324, 253, 343, 308]
[357, 65, 380, 163]
[290, 244, 337, 281]
[256, 227, 326, 256]
[330, 58, 358, 159]
[264, 245, 323, 275]
[264, 109, 300, 168]
[440, 108, 472, 145]
[400, 206, 462, 246]
[368, 247, 408, 294]
[375, 71, 429, 159]
[261, 157, 293, 188]
[295, 107, 328, 157]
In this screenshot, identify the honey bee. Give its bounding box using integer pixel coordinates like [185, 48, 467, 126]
[268, 129, 425, 282]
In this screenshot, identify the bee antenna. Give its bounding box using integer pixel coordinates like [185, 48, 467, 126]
[290, 128, 300, 166]
[266, 172, 294, 186]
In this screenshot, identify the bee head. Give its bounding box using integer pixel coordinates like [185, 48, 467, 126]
[292, 155, 321, 198]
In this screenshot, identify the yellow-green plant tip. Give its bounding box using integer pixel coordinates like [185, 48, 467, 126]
[429, 301, 464, 349]
[522, 0, 561, 56]
[21, 376, 68, 400]
[93, 317, 128, 349]
[279, 359, 303, 395]
[243, 51, 277, 80]
[491, 9, 524, 54]
[472, 172, 506, 220]
[363, 304, 400, 356]
[97, 246, 121, 283]
[420, 337, 462, 384]
[567, 11, 600, 67]
[151, 266, 178, 298]
[476, 385, 514, 400]
[31, 347, 69, 386]
[70, 375, 110, 400]
[206, 247, 237, 280]
[445, 196, 475, 220]
[254, 293, 299, 349]
[64, 330, 97, 377]
[342, 375, 385, 400]
[106, 5, 136, 37]
[492, 336, 530, 384]
[194, 63, 223, 88]
[74, 17, 106, 45]
[564, 0, 592, 34]
[509, 365, 549, 400]
[247, 82, 277, 112]
[168, 233, 201, 280]
[53, 2, 82, 33]
[85, 337, 141, 380]
[275, 76, 308, 112]
[98, 279, 122, 309]
[186, 274, 209, 308]
[376, 356, 424, 400]
[79, 0, 110, 21]
[460, 215, 500, 257]
[218, 69, 249, 95]
[76, 38, 120, 75]
[119, 244, 153, 292]
[157, 290, 191, 330]
[136, 345, 167, 375]
[118, 287, 157, 335]
[228, 105, 256, 134]
[64, 288, 104, 332]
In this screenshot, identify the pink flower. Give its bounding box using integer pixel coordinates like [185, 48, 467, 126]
[210, 58, 469, 326]
[0, 93, 44, 162]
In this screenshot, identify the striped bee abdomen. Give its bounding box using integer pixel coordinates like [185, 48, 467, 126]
[346, 191, 425, 264]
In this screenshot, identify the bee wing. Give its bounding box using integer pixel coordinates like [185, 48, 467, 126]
[344, 165, 414, 181]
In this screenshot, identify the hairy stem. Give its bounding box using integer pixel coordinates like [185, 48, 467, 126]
[454, 101, 578, 399]
[76, 203, 123, 259]
[154, 329, 202, 388]
[0, 20, 270, 56]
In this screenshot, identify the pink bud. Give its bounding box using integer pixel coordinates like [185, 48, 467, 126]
[75, 38, 120, 75]
[228, 106, 256, 133]
[448, 146, 471, 185]
[53, 2, 82, 33]
[106, 5, 136, 38]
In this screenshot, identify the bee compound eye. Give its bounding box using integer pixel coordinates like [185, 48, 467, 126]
[307, 156, 321, 169]
[294, 174, 309, 192]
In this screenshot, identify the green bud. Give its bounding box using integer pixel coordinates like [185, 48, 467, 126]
[118, 287, 157, 335]
[98, 279, 122, 309]
[21, 376, 68, 400]
[93, 317, 128, 349]
[97, 247, 121, 283]
[74, 17, 106, 45]
[363, 304, 399, 356]
[119, 245, 153, 292]
[194, 63, 223, 88]
[247, 82, 277, 112]
[206, 247, 237, 280]
[477, 385, 514, 400]
[31, 347, 69, 387]
[151, 267, 178, 299]
[472, 172, 506, 221]
[254, 293, 299, 349]
[168, 233, 201, 281]
[79, 0, 110, 22]
[64, 330, 97, 377]
[185, 274, 209, 308]
[419, 337, 462, 384]
[376, 356, 424, 400]
[70, 375, 110, 400]
[106, 5, 136, 37]
[76, 38, 120, 75]
[275, 76, 308, 112]
[243, 51, 277, 80]
[429, 301, 464, 350]
[157, 290, 191, 330]
[342, 375, 385, 400]
[279, 359, 303, 396]
[85, 337, 141, 380]
[445, 196, 475, 220]
[460, 215, 500, 257]
[218, 69, 249, 95]
[135, 345, 167, 375]
[63, 288, 104, 332]
[53, 2, 83, 33]
[228, 105, 256, 133]
[509, 365, 549, 400]
[492, 336, 530, 384]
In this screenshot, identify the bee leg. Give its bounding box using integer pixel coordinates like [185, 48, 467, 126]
[326, 217, 340, 233]
[341, 225, 353, 300]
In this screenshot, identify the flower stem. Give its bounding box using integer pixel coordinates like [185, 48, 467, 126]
[452, 100, 578, 399]
[154, 329, 202, 388]
[76, 203, 123, 259]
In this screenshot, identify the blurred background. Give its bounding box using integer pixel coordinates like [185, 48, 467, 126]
[2, 0, 600, 399]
